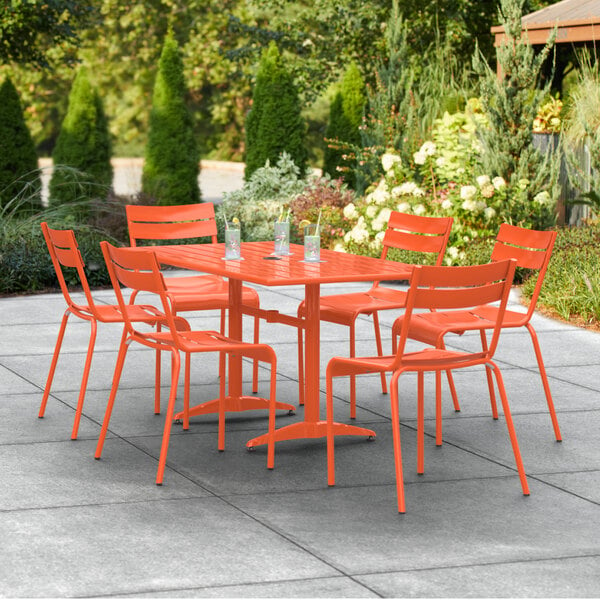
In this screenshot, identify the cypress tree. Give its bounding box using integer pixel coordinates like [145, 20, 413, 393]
[0, 77, 41, 212]
[49, 67, 113, 209]
[473, 0, 559, 227]
[323, 63, 366, 188]
[244, 42, 307, 180]
[142, 32, 200, 205]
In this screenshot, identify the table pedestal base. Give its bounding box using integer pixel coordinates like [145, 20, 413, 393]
[174, 395, 295, 421]
[246, 421, 376, 447]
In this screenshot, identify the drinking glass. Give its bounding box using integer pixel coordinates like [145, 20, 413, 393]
[303, 224, 320, 262]
[225, 221, 241, 259]
[274, 221, 290, 256]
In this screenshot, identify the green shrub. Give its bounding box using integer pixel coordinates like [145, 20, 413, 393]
[522, 224, 600, 325]
[219, 152, 306, 242]
[142, 32, 200, 206]
[0, 76, 41, 213]
[49, 67, 113, 212]
[244, 42, 307, 180]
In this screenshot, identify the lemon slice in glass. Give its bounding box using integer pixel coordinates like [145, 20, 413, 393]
[298, 219, 311, 229]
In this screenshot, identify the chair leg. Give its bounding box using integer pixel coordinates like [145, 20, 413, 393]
[372, 312, 388, 394]
[267, 353, 277, 470]
[349, 322, 356, 419]
[252, 317, 260, 394]
[527, 323, 562, 441]
[156, 350, 181, 485]
[154, 323, 162, 415]
[326, 366, 336, 486]
[95, 339, 130, 459]
[445, 370, 461, 412]
[297, 322, 305, 406]
[390, 370, 406, 513]
[39, 311, 70, 418]
[489, 362, 530, 496]
[71, 319, 98, 440]
[417, 371, 425, 474]
[479, 331, 498, 419]
[435, 370, 442, 446]
[183, 352, 190, 431]
[218, 352, 226, 452]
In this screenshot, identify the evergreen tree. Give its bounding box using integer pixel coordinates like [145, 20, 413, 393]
[142, 32, 200, 205]
[0, 76, 41, 212]
[323, 63, 366, 188]
[49, 67, 113, 209]
[244, 41, 307, 180]
[473, 0, 559, 227]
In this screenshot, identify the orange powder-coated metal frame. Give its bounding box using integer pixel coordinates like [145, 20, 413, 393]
[126, 203, 262, 396]
[97, 242, 278, 485]
[148, 241, 414, 447]
[39, 222, 173, 439]
[392, 223, 562, 442]
[296, 212, 453, 417]
[325, 259, 529, 513]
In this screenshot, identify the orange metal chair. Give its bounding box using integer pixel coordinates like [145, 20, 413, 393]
[297, 211, 453, 416]
[325, 259, 529, 513]
[126, 203, 261, 393]
[96, 242, 277, 485]
[392, 223, 562, 442]
[39, 222, 171, 439]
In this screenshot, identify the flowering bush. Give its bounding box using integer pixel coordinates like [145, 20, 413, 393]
[336, 100, 557, 263]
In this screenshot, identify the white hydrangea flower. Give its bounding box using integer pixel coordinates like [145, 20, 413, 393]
[371, 218, 385, 232]
[476, 201, 487, 212]
[441, 199, 453, 210]
[397, 202, 411, 213]
[480, 183, 495, 199]
[413, 151, 427, 165]
[435, 156, 446, 168]
[492, 176, 506, 190]
[447, 246, 459, 258]
[400, 181, 418, 195]
[484, 207, 496, 220]
[333, 242, 346, 253]
[378, 207, 392, 223]
[534, 190, 551, 205]
[375, 231, 386, 243]
[476, 175, 491, 188]
[412, 186, 426, 197]
[460, 185, 477, 201]
[413, 204, 426, 215]
[381, 153, 401, 173]
[372, 186, 390, 204]
[461, 199, 477, 212]
[420, 141, 436, 156]
[366, 205, 378, 218]
[343, 203, 358, 219]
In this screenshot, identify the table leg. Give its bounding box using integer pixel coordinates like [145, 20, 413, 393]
[246, 282, 376, 447]
[174, 277, 295, 420]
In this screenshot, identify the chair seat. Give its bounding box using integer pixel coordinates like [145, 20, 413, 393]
[163, 274, 260, 312]
[299, 287, 408, 326]
[330, 347, 486, 378]
[76, 303, 170, 325]
[473, 305, 529, 328]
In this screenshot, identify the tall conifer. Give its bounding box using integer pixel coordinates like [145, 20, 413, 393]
[49, 67, 113, 209]
[323, 63, 366, 188]
[142, 32, 200, 205]
[244, 42, 307, 180]
[0, 77, 41, 212]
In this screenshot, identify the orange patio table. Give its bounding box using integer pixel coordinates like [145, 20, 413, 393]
[152, 241, 413, 447]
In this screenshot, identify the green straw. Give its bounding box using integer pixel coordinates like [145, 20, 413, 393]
[316, 209, 322, 234]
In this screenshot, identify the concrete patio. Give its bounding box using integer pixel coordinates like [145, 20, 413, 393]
[1, 275, 599, 597]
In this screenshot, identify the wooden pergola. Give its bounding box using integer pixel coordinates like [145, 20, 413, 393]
[492, 0, 600, 47]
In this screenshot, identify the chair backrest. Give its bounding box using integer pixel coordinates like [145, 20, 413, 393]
[100, 241, 181, 345]
[392, 259, 516, 368]
[126, 203, 218, 247]
[41, 222, 99, 317]
[491, 223, 557, 320]
[381, 212, 453, 265]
